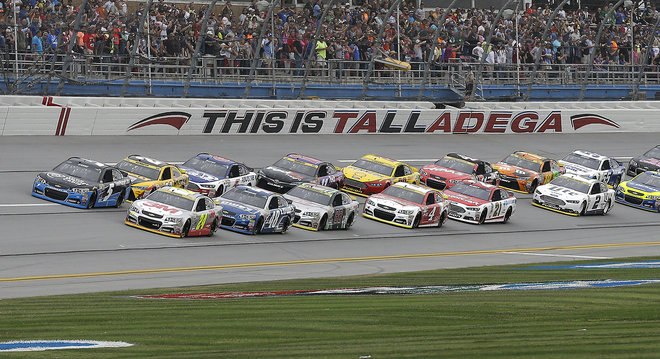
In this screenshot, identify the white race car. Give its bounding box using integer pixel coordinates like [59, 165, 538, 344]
[283, 183, 359, 231]
[558, 150, 625, 188]
[362, 182, 448, 229]
[442, 180, 516, 224]
[532, 174, 615, 216]
[180, 153, 257, 197]
[125, 187, 222, 237]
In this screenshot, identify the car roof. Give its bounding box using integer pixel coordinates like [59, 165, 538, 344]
[286, 153, 324, 166]
[360, 154, 404, 166]
[126, 155, 168, 168]
[297, 182, 340, 195]
[558, 173, 600, 185]
[66, 157, 109, 170]
[570, 150, 609, 161]
[512, 151, 549, 163]
[392, 182, 437, 194]
[194, 153, 238, 166]
[444, 153, 484, 166]
[458, 179, 498, 190]
[156, 186, 206, 200]
[235, 185, 274, 196]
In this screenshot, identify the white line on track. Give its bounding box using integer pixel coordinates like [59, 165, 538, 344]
[0, 203, 60, 207]
[501, 252, 611, 260]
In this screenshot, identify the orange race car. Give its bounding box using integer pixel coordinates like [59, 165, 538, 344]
[493, 151, 564, 193]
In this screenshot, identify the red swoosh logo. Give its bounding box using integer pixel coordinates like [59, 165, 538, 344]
[127, 112, 192, 132]
[571, 114, 620, 130]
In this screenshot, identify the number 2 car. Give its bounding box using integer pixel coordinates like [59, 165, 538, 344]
[362, 182, 448, 229]
[442, 180, 516, 224]
[215, 186, 295, 234]
[125, 187, 221, 238]
[532, 174, 615, 216]
[283, 183, 359, 231]
[32, 157, 131, 209]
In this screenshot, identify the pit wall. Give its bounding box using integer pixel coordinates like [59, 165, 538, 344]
[0, 96, 654, 135]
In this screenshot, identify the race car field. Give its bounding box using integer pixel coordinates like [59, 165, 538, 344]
[1, 257, 659, 358]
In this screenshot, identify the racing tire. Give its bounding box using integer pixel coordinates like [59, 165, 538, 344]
[528, 180, 538, 194]
[86, 191, 97, 209]
[579, 202, 586, 216]
[343, 213, 355, 230]
[602, 200, 611, 216]
[437, 211, 447, 228]
[280, 217, 290, 234]
[478, 209, 487, 225]
[611, 176, 621, 189]
[215, 186, 224, 198]
[254, 217, 264, 235]
[113, 191, 124, 208]
[412, 213, 421, 229]
[207, 219, 217, 237]
[503, 208, 512, 223]
[319, 215, 327, 231]
[181, 220, 191, 238]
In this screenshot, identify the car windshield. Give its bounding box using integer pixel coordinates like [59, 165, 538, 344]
[53, 161, 101, 182]
[146, 191, 194, 211]
[434, 157, 475, 174]
[631, 172, 660, 189]
[549, 176, 590, 194]
[183, 157, 229, 178]
[117, 160, 160, 180]
[286, 186, 332, 206]
[501, 155, 541, 172]
[351, 159, 393, 176]
[221, 188, 268, 209]
[449, 182, 492, 201]
[382, 186, 425, 204]
[273, 158, 318, 177]
[643, 146, 660, 159]
[562, 153, 600, 170]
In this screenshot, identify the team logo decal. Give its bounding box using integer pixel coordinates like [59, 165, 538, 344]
[570, 114, 620, 130]
[127, 112, 192, 132]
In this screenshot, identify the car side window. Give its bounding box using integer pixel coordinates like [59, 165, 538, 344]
[278, 196, 290, 208]
[589, 184, 599, 195]
[541, 161, 551, 172]
[484, 163, 493, 174]
[238, 165, 249, 176]
[600, 183, 609, 193]
[195, 199, 206, 212]
[172, 167, 181, 178]
[491, 190, 502, 201]
[394, 165, 405, 177]
[403, 165, 413, 176]
[341, 193, 352, 205]
[318, 165, 328, 177]
[268, 197, 279, 210]
[101, 170, 114, 183]
[600, 160, 611, 170]
[332, 194, 343, 207]
[112, 169, 124, 181]
[161, 167, 172, 180]
[425, 193, 435, 205]
[476, 163, 485, 175]
[609, 159, 619, 169]
[327, 165, 337, 174]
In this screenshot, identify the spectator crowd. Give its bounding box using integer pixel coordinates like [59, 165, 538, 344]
[0, 0, 659, 77]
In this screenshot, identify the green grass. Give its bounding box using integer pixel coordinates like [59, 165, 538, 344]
[2, 257, 660, 358]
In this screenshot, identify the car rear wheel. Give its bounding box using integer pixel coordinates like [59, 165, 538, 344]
[602, 200, 611, 215]
[208, 219, 217, 236]
[319, 215, 327, 231]
[280, 217, 290, 234]
[343, 213, 355, 230]
[503, 208, 512, 223]
[86, 191, 97, 209]
[478, 209, 487, 224]
[528, 180, 538, 194]
[412, 213, 421, 228]
[181, 220, 191, 238]
[437, 211, 447, 228]
[254, 217, 264, 235]
[113, 191, 124, 208]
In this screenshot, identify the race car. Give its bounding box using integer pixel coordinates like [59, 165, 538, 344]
[443, 180, 516, 224]
[532, 174, 615, 216]
[215, 185, 295, 234]
[615, 171, 660, 212]
[558, 150, 625, 188]
[256, 153, 344, 193]
[283, 183, 359, 231]
[116, 155, 189, 202]
[493, 151, 563, 193]
[180, 153, 256, 197]
[32, 157, 131, 209]
[627, 145, 660, 177]
[341, 154, 420, 197]
[362, 182, 448, 228]
[419, 153, 499, 190]
[125, 187, 221, 238]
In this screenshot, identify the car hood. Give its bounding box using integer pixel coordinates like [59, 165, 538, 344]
[136, 200, 186, 216]
[625, 181, 660, 194]
[41, 171, 96, 189]
[421, 165, 472, 180]
[370, 193, 420, 209]
[536, 185, 587, 199]
[343, 166, 389, 182]
[559, 162, 598, 177]
[179, 166, 222, 184]
[284, 197, 329, 212]
[261, 166, 315, 184]
[443, 191, 488, 206]
[217, 199, 263, 215]
[637, 157, 660, 169]
[493, 163, 538, 178]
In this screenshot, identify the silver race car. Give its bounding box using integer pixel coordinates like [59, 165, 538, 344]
[283, 183, 359, 231]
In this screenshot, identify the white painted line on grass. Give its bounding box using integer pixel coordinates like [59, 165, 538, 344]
[501, 252, 611, 260]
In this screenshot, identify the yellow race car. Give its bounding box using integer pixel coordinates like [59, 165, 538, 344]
[615, 170, 660, 212]
[340, 154, 420, 197]
[116, 155, 189, 202]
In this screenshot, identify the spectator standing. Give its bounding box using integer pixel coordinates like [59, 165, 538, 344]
[31, 29, 43, 57]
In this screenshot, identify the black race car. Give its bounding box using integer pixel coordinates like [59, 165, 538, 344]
[627, 145, 660, 177]
[32, 157, 131, 208]
[256, 153, 344, 193]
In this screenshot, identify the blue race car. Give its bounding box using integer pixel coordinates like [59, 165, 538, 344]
[615, 171, 660, 212]
[32, 157, 131, 208]
[215, 185, 296, 234]
[180, 153, 257, 197]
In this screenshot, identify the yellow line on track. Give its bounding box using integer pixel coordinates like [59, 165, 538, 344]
[2, 241, 660, 283]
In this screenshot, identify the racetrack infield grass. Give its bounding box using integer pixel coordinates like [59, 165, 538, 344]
[2, 257, 659, 358]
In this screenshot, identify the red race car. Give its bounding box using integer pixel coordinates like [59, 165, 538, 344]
[419, 153, 500, 190]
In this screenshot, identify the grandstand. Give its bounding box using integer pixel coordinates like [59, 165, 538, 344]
[0, 0, 659, 102]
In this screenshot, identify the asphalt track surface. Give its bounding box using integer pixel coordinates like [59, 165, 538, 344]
[1, 134, 659, 299]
